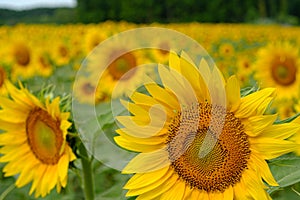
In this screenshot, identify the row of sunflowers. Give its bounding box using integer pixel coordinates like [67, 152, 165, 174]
[1, 22, 300, 118]
[0, 22, 300, 199]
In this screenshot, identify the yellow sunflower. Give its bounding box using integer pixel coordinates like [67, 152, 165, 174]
[73, 76, 111, 104]
[35, 48, 53, 77]
[236, 54, 254, 86]
[84, 26, 107, 54]
[115, 52, 299, 199]
[218, 42, 235, 59]
[254, 42, 300, 100]
[87, 40, 151, 99]
[10, 41, 37, 81]
[0, 82, 76, 197]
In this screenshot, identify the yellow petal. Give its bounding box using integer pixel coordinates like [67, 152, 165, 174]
[57, 153, 69, 186]
[189, 189, 200, 199]
[124, 166, 170, 189]
[235, 88, 275, 119]
[208, 191, 223, 200]
[241, 169, 271, 200]
[114, 136, 165, 153]
[122, 148, 170, 174]
[250, 153, 278, 186]
[159, 179, 186, 200]
[135, 173, 178, 200]
[120, 100, 148, 116]
[158, 64, 198, 107]
[244, 114, 277, 137]
[130, 91, 159, 107]
[233, 181, 249, 200]
[250, 137, 299, 159]
[180, 53, 209, 102]
[116, 129, 166, 145]
[145, 83, 179, 109]
[260, 123, 300, 140]
[226, 75, 241, 112]
[125, 168, 173, 196]
[223, 185, 234, 200]
[169, 51, 181, 73]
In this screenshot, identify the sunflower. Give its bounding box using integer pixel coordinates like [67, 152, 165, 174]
[115, 52, 299, 199]
[73, 76, 111, 104]
[10, 41, 37, 81]
[84, 26, 106, 54]
[36, 48, 53, 77]
[86, 35, 151, 99]
[254, 42, 300, 100]
[218, 42, 235, 58]
[0, 82, 76, 197]
[236, 54, 254, 87]
[151, 40, 172, 65]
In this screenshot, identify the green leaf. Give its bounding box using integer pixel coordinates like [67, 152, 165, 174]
[240, 84, 259, 97]
[274, 112, 300, 124]
[271, 182, 300, 200]
[268, 153, 300, 194]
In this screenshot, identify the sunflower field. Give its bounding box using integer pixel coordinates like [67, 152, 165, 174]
[0, 21, 300, 200]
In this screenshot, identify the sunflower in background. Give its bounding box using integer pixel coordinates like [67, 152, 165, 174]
[115, 52, 299, 199]
[86, 33, 153, 100]
[10, 41, 37, 81]
[254, 42, 300, 100]
[35, 47, 54, 77]
[236, 54, 255, 87]
[50, 40, 73, 67]
[84, 26, 107, 55]
[73, 76, 111, 104]
[0, 82, 76, 197]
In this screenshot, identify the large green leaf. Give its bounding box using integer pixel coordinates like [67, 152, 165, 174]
[269, 153, 300, 195]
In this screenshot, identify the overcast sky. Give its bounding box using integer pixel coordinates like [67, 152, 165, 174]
[0, 0, 76, 10]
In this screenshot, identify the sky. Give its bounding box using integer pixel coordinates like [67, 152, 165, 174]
[0, 0, 76, 10]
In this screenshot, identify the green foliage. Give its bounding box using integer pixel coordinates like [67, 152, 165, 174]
[75, 0, 300, 24]
[1, 0, 300, 25]
[269, 153, 300, 199]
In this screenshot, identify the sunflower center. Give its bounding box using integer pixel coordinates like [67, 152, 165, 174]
[271, 56, 297, 86]
[0, 67, 6, 88]
[14, 44, 30, 66]
[166, 103, 250, 192]
[159, 42, 170, 55]
[26, 107, 63, 165]
[82, 82, 96, 95]
[108, 52, 137, 80]
[59, 46, 68, 58]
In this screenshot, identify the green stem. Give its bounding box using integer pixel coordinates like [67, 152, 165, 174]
[0, 184, 15, 200]
[79, 143, 95, 200]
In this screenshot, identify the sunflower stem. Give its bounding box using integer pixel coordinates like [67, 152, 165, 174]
[79, 143, 95, 200]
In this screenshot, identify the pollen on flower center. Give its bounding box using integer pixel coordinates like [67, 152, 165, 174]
[271, 56, 297, 86]
[166, 103, 251, 192]
[26, 107, 63, 165]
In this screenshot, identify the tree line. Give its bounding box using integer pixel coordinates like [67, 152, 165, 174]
[0, 0, 299, 25]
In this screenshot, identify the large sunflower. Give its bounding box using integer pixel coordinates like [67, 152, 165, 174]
[115, 52, 299, 199]
[0, 82, 76, 197]
[254, 42, 300, 100]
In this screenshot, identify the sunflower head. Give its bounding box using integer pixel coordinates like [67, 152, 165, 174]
[12, 42, 31, 67]
[115, 51, 299, 200]
[0, 82, 76, 198]
[255, 42, 300, 100]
